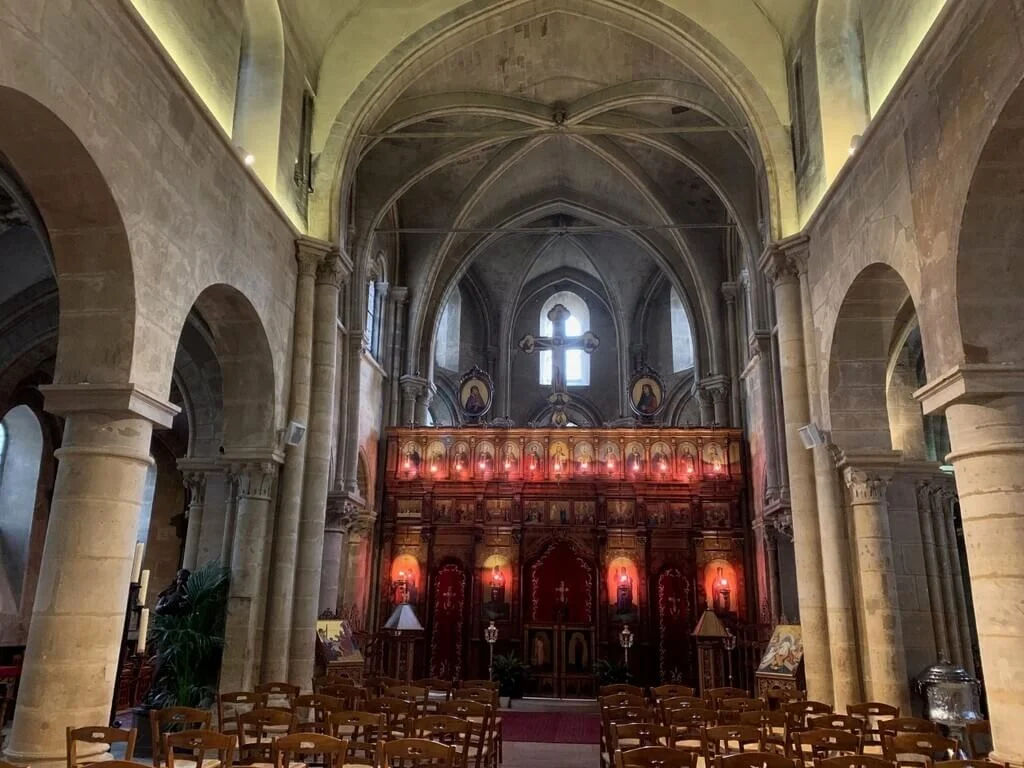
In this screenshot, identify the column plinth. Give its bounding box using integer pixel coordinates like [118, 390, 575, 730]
[4, 385, 177, 767]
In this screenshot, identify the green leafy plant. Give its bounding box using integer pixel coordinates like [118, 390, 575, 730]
[144, 561, 229, 710]
[491, 653, 528, 701]
[594, 659, 632, 685]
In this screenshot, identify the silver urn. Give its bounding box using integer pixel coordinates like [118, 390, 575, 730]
[915, 657, 983, 727]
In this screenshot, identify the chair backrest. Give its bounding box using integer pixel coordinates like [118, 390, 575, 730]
[149, 707, 212, 768]
[847, 703, 899, 746]
[294, 694, 343, 732]
[452, 687, 498, 706]
[704, 724, 764, 761]
[85, 762, 152, 768]
[461, 680, 498, 691]
[367, 695, 417, 735]
[614, 746, 697, 768]
[659, 696, 706, 723]
[665, 707, 717, 728]
[385, 685, 430, 706]
[885, 733, 959, 764]
[792, 729, 862, 762]
[218, 691, 268, 732]
[933, 761, 995, 768]
[814, 757, 892, 768]
[705, 688, 750, 706]
[165, 729, 236, 768]
[963, 722, 991, 759]
[413, 714, 473, 756]
[783, 701, 834, 729]
[613, 723, 672, 752]
[329, 710, 385, 766]
[807, 715, 864, 735]
[255, 681, 301, 707]
[272, 732, 348, 768]
[601, 684, 645, 697]
[601, 693, 648, 710]
[378, 737, 457, 768]
[319, 682, 366, 708]
[879, 718, 940, 738]
[715, 750, 801, 768]
[437, 700, 491, 768]
[237, 707, 298, 762]
[67, 726, 137, 768]
[720, 698, 764, 712]
[651, 684, 695, 701]
[439, 699, 491, 722]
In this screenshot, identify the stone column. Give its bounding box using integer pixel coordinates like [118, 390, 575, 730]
[262, 238, 324, 682]
[722, 282, 742, 428]
[4, 385, 176, 767]
[177, 460, 214, 572]
[760, 238, 833, 703]
[841, 457, 911, 711]
[219, 471, 239, 567]
[697, 386, 715, 427]
[400, 375, 430, 428]
[941, 489, 976, 676]
[289, 251, 346, 687]
[751, 331, 781, 504]
[318, 495, 348, 615]
[343, 515, 375, 617]
[220, 458, 279, 692]
[814, 445, 863, 709]
[388, 288, 409, 427]
[342, 332, 366, 494]
[416, 384, 435, 426]
[930, 485, 967, 667]
[702, 375, 730, 427]
[769, 334, 790, 494]
[915, 371, 1024, 763]
[915, 480, 951, 659]
[757, 520, 781, 624]
[372, 280, 389, 358]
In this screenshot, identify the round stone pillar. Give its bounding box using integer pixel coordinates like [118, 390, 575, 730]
[761, 239, 833, 703]
[915, 480, 951, 659]
[289, 252, 345, 687]
[262, 238, 323, 682]
[941, 490, 976, 676]
[177, 459, 218, 572]
[842, 459, 911, 711]
[697, 387, 715, 427]
[930, 485, 967, 667]
[3, 385, 176, 767]
[318, 496, 347, 615]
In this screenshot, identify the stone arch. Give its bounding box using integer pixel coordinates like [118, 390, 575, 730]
[826, 263, 917, 455]
[955, 81, 1024, 369]
[815, 0, 870, 185]
[183, 284, 277, 453]
[232, 0, 285, 190]
[0, 405, 43, 612]
[357, 450, 372, 506]
[0, 87, 137, 389]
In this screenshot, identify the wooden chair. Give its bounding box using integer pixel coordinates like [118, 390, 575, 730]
[272, 732, 348, 768]
[737, 710, 788, 755]
[461, 680, 498, 691]
[603, 705, 653, 768]
[934, 761, 999, 768]
[438, 700, 493, 768]
[614, 746, 697, 768]
[377, 738, 457, 768]
[367, 696, 418, 739]
[165, 729, 235, 768]
[149, 707, 212, 768]
[364, 676, 402, 696]
[385, 685, 431, 714]
[847, 704, 899, 753]
[791, 729, 862, 765]
[255, 682, 301, 709]
[319, 682, 366, 709]
[814, 756, 892, 768]
[328, 711, 384, 765]
[878, 718, 939, 741]
[705, 725, 764, 764]
[236, 708, 298, 765]
[600, 684, 645, 697]
[807, 715, 864, 738]
[601, 693, 648, 711]
[665, 707, 715, 756]
[964, 722, 992, 759]
[293, 694, 343, 733]
[82, 762, 152, 768]
[783, 701, 834, 753]
[715, 751, 801, 768]
[658, 696, 705, 723]
[67, 726, 137, 768]
[705, 688, 750, 708]
[884, 733, 959, 768]
[416, 679, 455, 712]
[613, 723, 673, 752]
[413, 715, 473, 768]
[218, 692, 268, 736]
[651, 684, 695, 701]
[718, 698, 765, 724]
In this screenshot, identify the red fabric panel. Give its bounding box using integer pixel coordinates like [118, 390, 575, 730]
[430, 563, 467, 678]
[658, 567, 690, 682]
[530, 540, 594, 623]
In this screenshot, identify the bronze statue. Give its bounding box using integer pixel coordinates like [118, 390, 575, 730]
[154, 568, 191, 616]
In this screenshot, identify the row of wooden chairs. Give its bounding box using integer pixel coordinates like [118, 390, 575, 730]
[613, 749, 997, 768]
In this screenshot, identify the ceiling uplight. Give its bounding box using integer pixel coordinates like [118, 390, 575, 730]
[243, 153, 256, 167]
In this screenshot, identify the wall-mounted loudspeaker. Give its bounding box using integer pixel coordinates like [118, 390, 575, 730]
[284, 421, 307, 446]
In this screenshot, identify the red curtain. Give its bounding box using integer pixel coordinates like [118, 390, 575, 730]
[430, 562, 467, 678]
[530, 540, 594, 624]
[658, 568, 691, 682]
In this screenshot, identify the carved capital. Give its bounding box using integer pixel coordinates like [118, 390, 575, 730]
[182, 471, 208, 506]
[316, 251, 346, 288]
[843, 467, 891, 504]
[697, 387, 714, 407]
[721, 281, 738, 303]
[770, 511, 793, 542]
[400, 374, 430, 400]
[230, 461, 278, 501]
[760, 235, 809, 287]
[389, 285, 409, 306]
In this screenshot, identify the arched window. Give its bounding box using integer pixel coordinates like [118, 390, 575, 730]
[670, 288, 695, 372]
[539, 291, 590, 386]
[0, 406, 43, 606]
[435, 288, 462, 371]
[365, 280, 376, 343]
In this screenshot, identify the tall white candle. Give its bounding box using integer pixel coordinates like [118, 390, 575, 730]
[137, 569, 150, 606]
[131, 542, 145, 583]
[136, 608, 150, 654]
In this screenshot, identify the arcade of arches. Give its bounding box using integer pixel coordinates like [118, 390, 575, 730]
[1, 0, 1024, 763]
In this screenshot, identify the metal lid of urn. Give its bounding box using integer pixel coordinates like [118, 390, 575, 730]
[915, 656, 983, 727]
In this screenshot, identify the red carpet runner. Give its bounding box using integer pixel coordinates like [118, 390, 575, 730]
[500, 711, 602, 744]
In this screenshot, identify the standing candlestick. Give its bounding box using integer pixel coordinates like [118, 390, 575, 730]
[137, 569, 150, 606]
[136, 608, 150, 654]
[485, 621, 499, 681]
[131, 542, 145, 583]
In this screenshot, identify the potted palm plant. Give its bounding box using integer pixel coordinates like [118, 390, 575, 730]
[491, 653, 528, 708]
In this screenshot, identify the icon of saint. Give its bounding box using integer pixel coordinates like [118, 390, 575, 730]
[464, 384, 487, 414]
[637, 382, 659, 414]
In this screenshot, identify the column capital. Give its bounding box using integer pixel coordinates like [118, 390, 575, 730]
[747, 329, 772, 359]
[389, 285, 410, 305]
[843, 466, 892, 503]
[316, 251, 348, 288]
[41, 383, 180, 429]
[721, 281, 738, 303]
[759, 234, 810, 286]
[400, 374, 431, 399]
[295, 236, 333, 276]
[701, 375, 730, 404]
[226, 459, 279, 500]
[178, 458, 220, 499]
[914, 362, 1024, 415]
